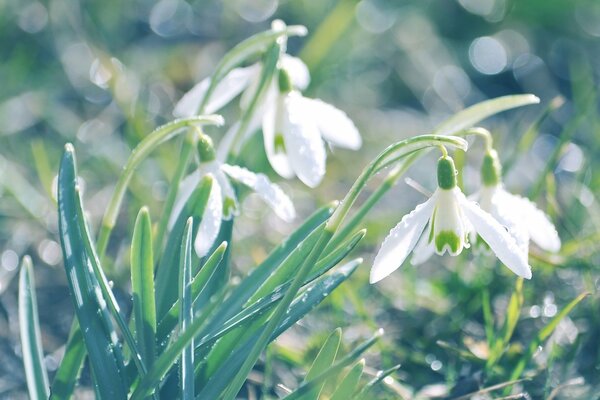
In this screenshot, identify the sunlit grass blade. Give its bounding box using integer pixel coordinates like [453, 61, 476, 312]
[157, 242, 227, 346]
[354, 364, 401, 400]
[300, 328, 341, 400]
[284, 329, 383, 400]
[508, 292, 590, 384]
[329, 359, 364, 400]
[206, 202, 336, 329]
[131, 207, 157, 368]
[18, 256, 50, 400]
[57, 144, 128, 398]
[433, 94, 540, 136]
[180, 218, 195, 400]
[195, 259, 362, 399]
[49, 323, 85, 400]
[96, 115, 224, 259]
[155, 176, 213, 320]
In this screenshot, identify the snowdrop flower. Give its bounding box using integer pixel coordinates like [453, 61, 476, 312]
[370, 154, 532, 284]
[174, 46, 361, 188]
[470, 149, 561, 255]
[170, 135, 296, 257]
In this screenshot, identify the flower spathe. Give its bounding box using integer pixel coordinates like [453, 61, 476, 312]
[370, 156, 532, 284]
[174, 43, 361, 188]
[170, 158, 296, 258]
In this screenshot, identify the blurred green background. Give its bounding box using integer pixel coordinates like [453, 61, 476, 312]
[1, 0, 599, 398]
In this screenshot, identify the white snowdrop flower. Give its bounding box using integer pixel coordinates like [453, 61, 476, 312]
[370, 155, 532, 284]
[174, 52, 361, 188]
[170, 135, 296, 257]
[470, 149, 561, 255]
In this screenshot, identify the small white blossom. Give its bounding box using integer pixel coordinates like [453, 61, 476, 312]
[170, 159, 296, 258]
[370, 156, 532, 284]
[174, 54, 361, 188]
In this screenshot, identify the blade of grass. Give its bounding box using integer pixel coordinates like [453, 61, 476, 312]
[58, 144, 128, 398]
[508, 292, 590, 384]
[180, 218, 195, 400]
[131, 207, 157, 368]
[300, 328, 342, 400]
[49, 322, 85, 400]
[284, 330, 383, 400]
[330, 360, 364, 400]
[18, 256, 50, 400]
[355, 364, 402, 400]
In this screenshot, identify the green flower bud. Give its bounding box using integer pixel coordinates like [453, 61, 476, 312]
[437, 156, 457, 190]
[481, 149, 502, 187]
[278, 68, 293, 93]
[197, 134, 216, 162]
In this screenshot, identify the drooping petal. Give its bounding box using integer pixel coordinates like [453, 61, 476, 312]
[174, 65, 258, 117]
[221, 164, 296, 222]
[284, 94, 327, 187]
[280, 54, 310, 90]
[262, 99, 294, 179]
[410, 228, 436, 265]
[458, 193, 532, 279]
[370, 194, 437, 283]
[195, 176, 223, 258]
[499, 190, 561, 252]
[301, 97, 362, 150]
[169, 170, 201, 228]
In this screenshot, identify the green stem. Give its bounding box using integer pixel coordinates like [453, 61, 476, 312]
[454, 127, 494, 151]
[96, 116, 223, 261]
[154, 133, 195, 259]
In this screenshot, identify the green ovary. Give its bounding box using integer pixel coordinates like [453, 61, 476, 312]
[274, 133, 286, 153]
[435, 230, 461, 254]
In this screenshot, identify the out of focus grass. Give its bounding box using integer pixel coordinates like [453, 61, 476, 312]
[1, 0, 599, 398]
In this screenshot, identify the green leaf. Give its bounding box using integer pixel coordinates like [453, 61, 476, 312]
[50, 323, 85, 400]
[433, 94, 540, 136]
[195, 259, 362, 400]
[355, 364, 401, 400]
[284, 330, 383, 400]
[18, 256, 50, 400]
[180, 218, 195, 400]
[509, 292, 590, 383]
[57, 144, 128, 399]
[156, 242, 227, 347]
[155, 175, 213, 320]
[205, 202, 336, 329]
[131, 207, 157, 368]
[329, 360, 364, 400]
[300, 328, 342, 400]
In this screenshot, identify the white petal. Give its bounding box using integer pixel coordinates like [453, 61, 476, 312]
[410, 229, 436, 265]
[195, 177, 223, 258]
[169, 170, 201, 228]
[221, 164, 296, 222]
[500, 190, 561, 252]
[280, 55, 310, 90]
[284, 94, 327, 188]
[174, 65, 258, 117]
[213, 167, 238, 220]
[458, 194, 532, 279]
[263, 100, 294, 179]
[433, 188, 468, 256]
[301, 97, 362, 150]
[370, 194, 437, 283]
[487, 189, 530, 255]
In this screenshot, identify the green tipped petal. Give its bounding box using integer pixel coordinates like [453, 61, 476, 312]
[435, 230, 462, 254]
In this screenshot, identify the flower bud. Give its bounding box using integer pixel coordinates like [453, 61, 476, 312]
[197, 133, 216, 162]
[437, 156, 457, 190]
[481, 149, 502, 187]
